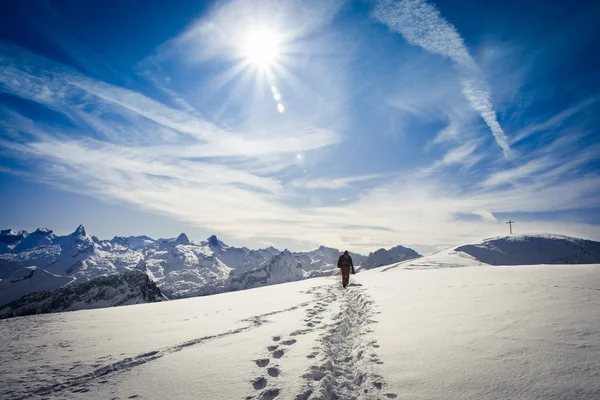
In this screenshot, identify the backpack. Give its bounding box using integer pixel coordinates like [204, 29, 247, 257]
[341, 256, 350, 268]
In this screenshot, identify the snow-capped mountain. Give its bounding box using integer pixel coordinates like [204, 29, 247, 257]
[12, 228, 56, 252]
[0, 270, 162, 319]
[230, 249, 305, 290]
[0, 229, 28, 253]
[361, 245, 421, 270]
[145, 234, 232, 298]
[0, 225, 417, 310]
[109, 235, 155, 250]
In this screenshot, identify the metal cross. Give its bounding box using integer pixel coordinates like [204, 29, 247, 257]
[506, 220, 515, 234]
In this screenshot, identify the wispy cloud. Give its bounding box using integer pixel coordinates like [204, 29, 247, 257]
[290, 174, 389, 190]
[1, 1, 599, 254]
[482, 131, 600, 189]
[0, 47, 341, 157]
[512, 96, 599, 144]
[372, 0, 513, 158]
[481, 156, 555, 188]
[419, 140, 485, 177]
[472, 209, 497, 223]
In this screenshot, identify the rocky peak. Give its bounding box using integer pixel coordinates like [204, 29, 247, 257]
[73, 225, 87, 237]
[0, 229, 28, 244]
[176, 233, 189, 244]
[207, 235, 219, 247]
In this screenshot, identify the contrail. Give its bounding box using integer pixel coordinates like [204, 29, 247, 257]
[372, 0, 513, 159]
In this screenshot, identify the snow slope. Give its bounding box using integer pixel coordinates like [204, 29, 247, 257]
[0, 270, 162, 319]
[455, 234, 600, 265]
[379, 234, 600, 272]
[0, 266, 74, 306]
[1, 260, 598, 399]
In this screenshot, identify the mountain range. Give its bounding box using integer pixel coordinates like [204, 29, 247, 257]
[5, 226, 598, 320]
[0, 226, 421, 314]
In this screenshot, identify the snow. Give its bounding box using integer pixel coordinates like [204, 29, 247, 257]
[455, 234, 600, 265]
[381, 233, 600, 272]
[12, 228, 56, 252]
[0, 266, 74, 306]
[1, 257, 598, 399]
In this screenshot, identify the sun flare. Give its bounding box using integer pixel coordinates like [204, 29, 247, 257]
[232, 24, 290, 112]
[243, 28, 281, 68]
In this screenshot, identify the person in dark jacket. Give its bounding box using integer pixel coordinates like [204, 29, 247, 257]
[337, 250, 355, 288]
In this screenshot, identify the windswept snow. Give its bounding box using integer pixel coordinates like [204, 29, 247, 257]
[1, 260, 598, 399]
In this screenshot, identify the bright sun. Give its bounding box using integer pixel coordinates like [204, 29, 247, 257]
[243, 28, 280, 68]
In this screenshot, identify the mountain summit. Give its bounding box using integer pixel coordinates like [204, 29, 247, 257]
[176, 233, 190, 244]
[72, 224, 87, 237]
[206, 235, 227, 248]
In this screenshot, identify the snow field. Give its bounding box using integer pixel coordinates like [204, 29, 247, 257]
[2, 262, 599, 399]
[361, 264, 600, 399]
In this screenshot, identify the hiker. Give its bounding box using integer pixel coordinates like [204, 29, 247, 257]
[337, 250, 355, 288]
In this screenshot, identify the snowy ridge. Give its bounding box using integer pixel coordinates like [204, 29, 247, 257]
[0, 266, 74, 307]
[456, 234, 600, 265]
[383, 233, 600, 271]
[0, 229, 28, 253]
[0, 270, 162, 319]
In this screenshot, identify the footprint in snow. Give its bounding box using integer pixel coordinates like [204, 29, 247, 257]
[260, 388, 280, 399]
[281, 339, 296, 346]
[290, 329, 311, 336]
[267, 345, 278, 351]
[272, 349, 284, 359]
[254, 359, 270, 367]
[272, 336, 281, 342]
[252, 377, 267, 390]
[267, 367, 280, 377]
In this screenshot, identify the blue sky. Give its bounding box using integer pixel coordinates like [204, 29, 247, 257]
[1, 0, 599, 254]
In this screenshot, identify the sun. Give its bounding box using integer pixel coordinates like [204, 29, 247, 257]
[243, 28, 281, 68]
